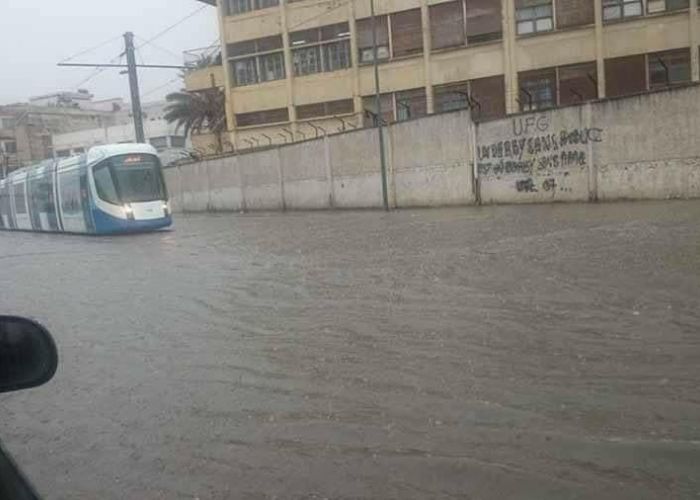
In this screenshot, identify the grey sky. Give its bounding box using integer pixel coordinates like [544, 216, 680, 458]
[0, 0, 218, 105]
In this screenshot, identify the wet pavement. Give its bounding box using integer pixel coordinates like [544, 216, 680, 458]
[1, 201, 699, 500]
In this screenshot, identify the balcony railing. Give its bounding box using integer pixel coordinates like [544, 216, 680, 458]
[183, 46, 222, 70]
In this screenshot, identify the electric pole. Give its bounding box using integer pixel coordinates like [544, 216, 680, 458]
[58, 33, 186, 146]
[124, 32, 145, 143]
[371, 0, 390, 212]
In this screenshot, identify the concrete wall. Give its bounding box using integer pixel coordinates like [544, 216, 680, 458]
[475, 85, 700, 204]
[165, 85, 700, 212]
[165, 110, 476, 212]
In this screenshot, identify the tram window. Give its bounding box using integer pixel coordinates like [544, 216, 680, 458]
[13, 183, 26, 214]
[59, 169, 82, 215]
[93, 163, 120, 204]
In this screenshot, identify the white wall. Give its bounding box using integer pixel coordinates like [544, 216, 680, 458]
[52, 117, 190, 165]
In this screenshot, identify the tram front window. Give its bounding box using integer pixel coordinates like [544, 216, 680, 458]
[93, 154, 166, 204]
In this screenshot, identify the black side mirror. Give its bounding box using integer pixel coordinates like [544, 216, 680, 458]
[0, 316, 57, 394]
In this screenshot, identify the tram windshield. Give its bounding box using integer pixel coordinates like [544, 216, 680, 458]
[93, 154, 166, 204]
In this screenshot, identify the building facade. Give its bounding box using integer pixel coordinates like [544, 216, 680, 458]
[51, 102, 190, 166]
[187, 0, 700, 151]
[0, 105, 125, 176]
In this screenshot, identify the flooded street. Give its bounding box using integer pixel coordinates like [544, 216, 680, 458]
[1, 201, 699, 499]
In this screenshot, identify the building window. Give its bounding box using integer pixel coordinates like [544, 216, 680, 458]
[558, 62, 598, 105]
[470, 75, 506, 121]
[605, 54, 647, 97]
[467, 0, 502, 43]
[434, 77, 506, 121]
[1, 141, 17, 154]
[362, 94, 394, 126]
[356, 15, 390, 63]
[236, 108, 289, 127]
[395, 88, 427, 121]
[647, 0, 689, 12]
[0, 117, 15, 129]
[228, 36, 285, 86]
[556, 0, 595, 28]
[149, 136, 168, 151]
[391, 9, 424, 57]
[296, 99, 354, 120]
[290, 23, 351, 77]
[519, 69, 556, 111]
[170, 136, 187, 148]
[73, 147, 85, 154]
[603, 0, 643, 21]
[648, 49, 691, 89]
[516, 0, 554, 35]
[224, 0, 279, 16]
[430, 1, 466, 50]
[434, 82, 472, 113]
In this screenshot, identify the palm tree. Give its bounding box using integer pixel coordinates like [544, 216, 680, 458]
[164, 89, 227, 154]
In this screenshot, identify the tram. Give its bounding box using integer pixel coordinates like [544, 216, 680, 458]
[0, 144, 172, 235]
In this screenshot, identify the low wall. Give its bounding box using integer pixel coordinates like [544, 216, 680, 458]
[475, 85, 700, 204]
[165, 85, 700, 212]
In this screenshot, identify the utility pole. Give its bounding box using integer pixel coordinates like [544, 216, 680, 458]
[371, 0, 390, 212]
[124, 32, 145, 143]
[58, 33, 186, 145]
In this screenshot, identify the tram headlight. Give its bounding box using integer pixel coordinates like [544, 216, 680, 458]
[162, 202, 170, 216]
[123, 205, 134, 220]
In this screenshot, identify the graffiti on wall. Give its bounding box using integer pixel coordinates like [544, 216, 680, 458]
[477, 114, 604, 194]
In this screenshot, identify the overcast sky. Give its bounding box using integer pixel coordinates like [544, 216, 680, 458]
[0, 0, 218, 105]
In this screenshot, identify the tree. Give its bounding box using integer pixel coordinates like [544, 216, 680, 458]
[164, 89, 227, 154]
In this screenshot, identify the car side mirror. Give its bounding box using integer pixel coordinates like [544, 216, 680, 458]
[0, 316, 57, 394]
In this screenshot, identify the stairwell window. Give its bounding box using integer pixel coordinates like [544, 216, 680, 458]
[224, 0, 279, 16]
[291, 23, 351, 77]
[229, 36, 285, 86]
[516, 0, 554, 35]
[603, 0, 642, 21]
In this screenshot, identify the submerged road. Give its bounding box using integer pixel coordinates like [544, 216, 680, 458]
[1, 201, 699, 499]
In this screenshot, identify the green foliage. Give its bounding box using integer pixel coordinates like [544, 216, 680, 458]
[164, 89, 227, 152]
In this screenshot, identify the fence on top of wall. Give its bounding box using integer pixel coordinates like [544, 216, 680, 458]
[164, 84, 700, 213]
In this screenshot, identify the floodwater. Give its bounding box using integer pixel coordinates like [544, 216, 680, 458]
[1, 201, 699, 500]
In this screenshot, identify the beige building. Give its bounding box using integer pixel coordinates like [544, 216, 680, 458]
[0, 98, 131, 176]
[188, 0, 700, 151]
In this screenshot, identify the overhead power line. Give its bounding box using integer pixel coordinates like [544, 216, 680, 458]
[58, 35, 123, 64]
[142, 76, 183, 98]
[70, 52, 125, 90]
[136, 5, 209, 50]
[287, 0, 351, 31]
[135, 36, 183, 62]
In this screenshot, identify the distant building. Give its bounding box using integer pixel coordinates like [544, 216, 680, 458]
[0, 103, 129, 176]
[186, 0, 700, 152]
[29, 89, 95, 108]
[51, 101, 190, 166]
